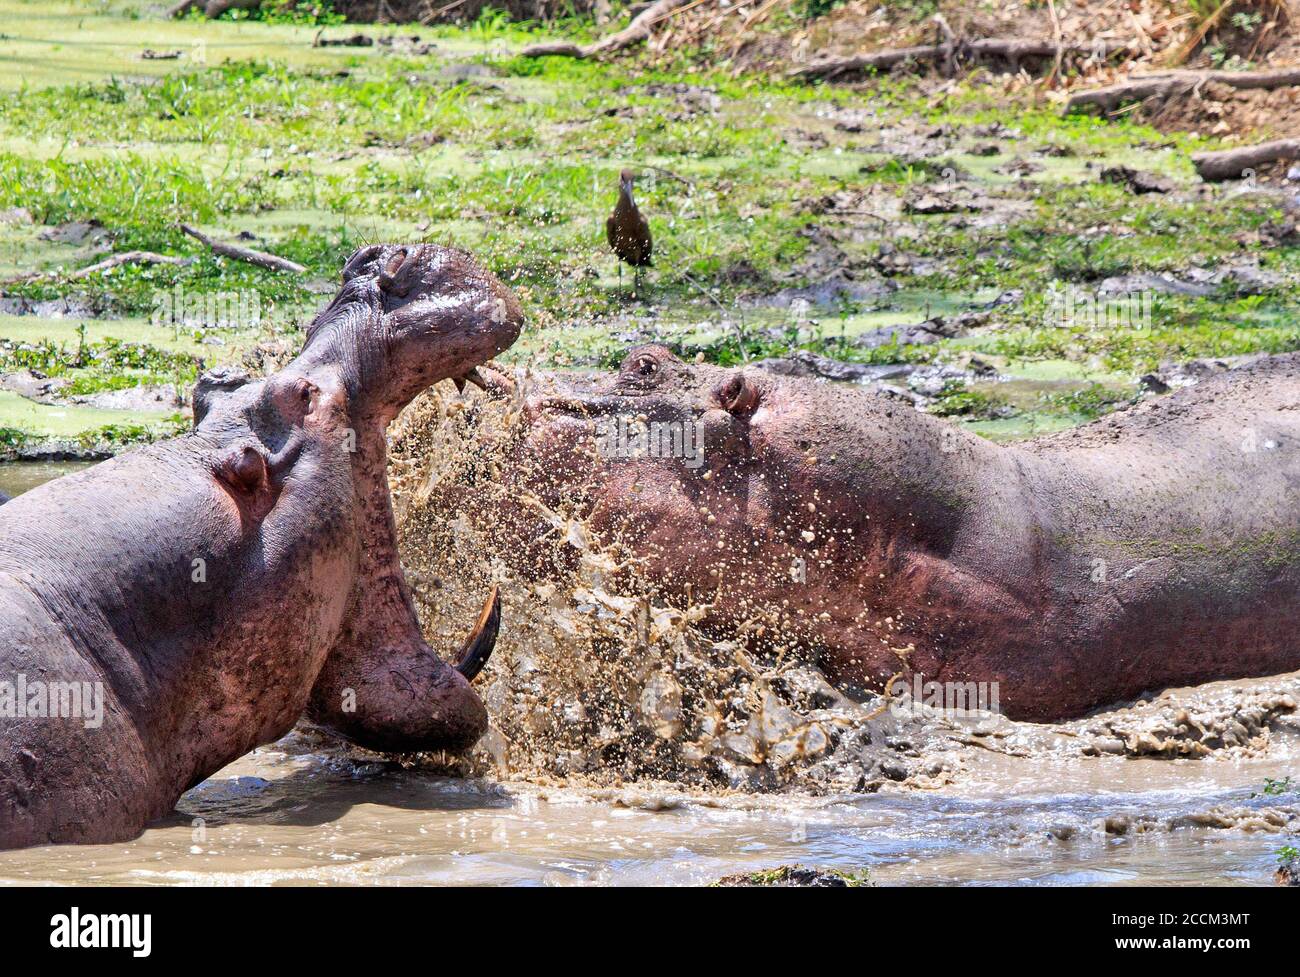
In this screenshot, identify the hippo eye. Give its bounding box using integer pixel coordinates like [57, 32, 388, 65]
[619, 347, 678, 387]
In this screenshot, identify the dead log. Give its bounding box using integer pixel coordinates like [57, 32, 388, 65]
[4, 251, 191, 285]
[1192, 139, 1300, 182]
[520, 0, 692, 59]
[789, 38, 1125, 81]
[179, 224, 306, 274]
[169, 0, 260, 17]
[202, 0, 261, 16]
[313, 33, 375, 47]
[519, 41, 587, 57]
[65, 251, 191, 280]
[1066, 66, 1300, 115]
[1064, 77, 1182, 114]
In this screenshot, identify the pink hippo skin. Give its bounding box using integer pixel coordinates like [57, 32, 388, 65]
[469, 344, 1300, 722]
[0, 244, 522, 849]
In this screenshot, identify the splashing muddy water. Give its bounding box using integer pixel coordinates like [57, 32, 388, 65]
[0, 391, 1297, 885]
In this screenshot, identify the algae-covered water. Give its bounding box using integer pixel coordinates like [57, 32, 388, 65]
[0, 459, 94, 497]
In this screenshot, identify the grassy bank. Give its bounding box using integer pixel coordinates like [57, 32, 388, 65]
[0, 0, 1296, 453]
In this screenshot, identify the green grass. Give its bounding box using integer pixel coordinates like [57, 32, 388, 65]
[0, 1, 1294, 449]
[0, 389, 182, 441]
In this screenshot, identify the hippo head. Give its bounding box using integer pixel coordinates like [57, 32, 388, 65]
[481, 344, 801, 596]
[454, 343, 979, 694]
[196, 243, 523, 755]
[297, 243, 521, 424]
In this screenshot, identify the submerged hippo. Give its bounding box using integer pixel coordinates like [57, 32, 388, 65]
[0, 244, 521, 849]
[465, 344, 1300, 721]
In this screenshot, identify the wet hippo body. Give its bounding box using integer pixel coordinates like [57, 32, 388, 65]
[0, 244, 521, 849]
[477, 345, 1300, 721]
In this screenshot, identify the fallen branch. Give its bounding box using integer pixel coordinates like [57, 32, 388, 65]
[1192, 138, 1300, 182]
[4, 251, 191, 285]
[520, 0, 692, 59]
[179, 224, 306, 274]
[789, 38, 1127, 81]
[1066, 66, 1300, 114]
[313, 32, 374, 48]
[67, 251, 190, 280]
[642, 164, 695, 188]
[420, 0, 471, 23]
[171, 0, 260, 16]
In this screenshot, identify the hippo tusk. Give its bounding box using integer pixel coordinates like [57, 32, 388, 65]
[450, 367, 489, 394]
[454, 584, 500, 681]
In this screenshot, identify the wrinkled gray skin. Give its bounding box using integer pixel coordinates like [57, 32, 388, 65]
[0, 244, 521, 849]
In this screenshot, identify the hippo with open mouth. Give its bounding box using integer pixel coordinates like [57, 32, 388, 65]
[0, 244, 522, 849]
[468, 344, 1300, 722]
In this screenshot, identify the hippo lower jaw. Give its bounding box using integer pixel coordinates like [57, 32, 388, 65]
[310, 653, 490, 755]
[305, 585, 501, 755]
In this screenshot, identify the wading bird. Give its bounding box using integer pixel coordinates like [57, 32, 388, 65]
[606, 168, 652, 295]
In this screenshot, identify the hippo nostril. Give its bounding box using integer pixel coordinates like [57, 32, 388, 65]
[717, 373, 759, 414]
[230, 447, 266, 490]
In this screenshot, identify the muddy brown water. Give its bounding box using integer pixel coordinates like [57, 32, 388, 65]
[0, 725, 1293, 885]
[0, 456, 1297, 886]
[0, 459, 95, 498]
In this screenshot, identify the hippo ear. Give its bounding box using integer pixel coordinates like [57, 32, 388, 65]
[715, 372, 760, 415]
[340, 244, 384, 283]
[377, 248, 415, 296]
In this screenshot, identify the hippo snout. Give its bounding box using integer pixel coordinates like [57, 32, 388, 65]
[300, 243, 525, 427]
